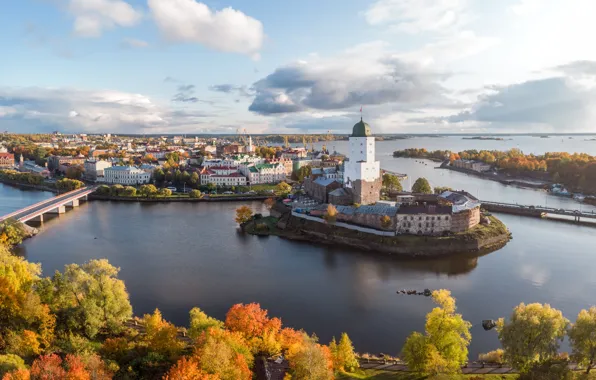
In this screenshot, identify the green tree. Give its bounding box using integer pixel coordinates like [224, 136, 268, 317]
[139, 184, 158, 197]
[41, 259, 133, 338]
[110, 184, 124, 196]
[274, 182, 292, 197]
[121, 186, 137, 197]
[294, 166, 312, 182]
[95, 185, 110, 196]
[189, 189, 202, 199]
[159, 188, 172, 197]
[289, 334, 333, 380]
[188, 307, 224, 339]
[382, 174, 402, 192]
[569, 307, 596, 373]
[0, 354, 26, 377]
[412, 177, 432, 194]
[56, 178, 84, 192]
[497, 303, 569, 372]
[0, 219, 28, 247]
[402, 289, 471, 375]
[190, 172, 200, 187]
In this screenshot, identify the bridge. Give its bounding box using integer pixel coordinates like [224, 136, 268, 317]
[0, 186, 97, 223]
[481, 200, 596, 222]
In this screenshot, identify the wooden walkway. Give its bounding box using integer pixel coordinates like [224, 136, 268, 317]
[359, 359, 589, 375]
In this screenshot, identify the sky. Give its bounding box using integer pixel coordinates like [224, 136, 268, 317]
[2, 0, 596, 135]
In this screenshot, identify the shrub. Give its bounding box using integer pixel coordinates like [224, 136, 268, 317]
[189, 189, 202, 199]
[478, 349, 504, 364]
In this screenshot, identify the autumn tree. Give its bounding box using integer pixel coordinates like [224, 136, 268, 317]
[188, 307, 224, 339]
[194, 328, 253, 380]
[274, 182, 292, 197]
[287, 334, 333, 380]
[264, 198, 276, 210]
[163, 357, 218, 380]
[380, 215, 392, 229]
[39, 259, 132, 338]
[0, 220, 28, 247]
[189, 189, 202, 199]
[382, 174, 402, 192]
[569, 307, 596, 373]
[235, 206, 253, 225]
[402, 289, 471, 375]
[323, 204, 337, 224]
[329, 333, 358, 373]
[225, 303, 282, 355]
[159, 188, 173, 197]
[0, 355, 27, 377]
[30, 354, 66, 379]
[497, 303, 569, 372]
[412, 177, 432, 194]
[139, 184, 158, 197]
[141, 309, 185, 359]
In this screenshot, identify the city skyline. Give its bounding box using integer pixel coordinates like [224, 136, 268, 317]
[3, 0, 596, 135]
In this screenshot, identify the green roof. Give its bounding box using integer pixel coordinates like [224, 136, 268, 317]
[352, 118, 372, 137]
[255, 163, 277, 170]
[249, 166, 258, 173]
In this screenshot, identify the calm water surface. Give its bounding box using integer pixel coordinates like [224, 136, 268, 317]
[4, 137, 596, 357]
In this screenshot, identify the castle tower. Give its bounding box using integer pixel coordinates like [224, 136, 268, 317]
[343, 118, 381, 205]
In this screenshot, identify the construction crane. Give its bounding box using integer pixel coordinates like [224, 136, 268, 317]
[283, 135, 289, 148]
[302, 135, 307, 150]
[322, 130, 332, 154]
[309, 136, 314, 152]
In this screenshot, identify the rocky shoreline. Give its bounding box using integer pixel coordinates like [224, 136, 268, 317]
[246, 206, 511, 258]
[89, 194, 270, 202]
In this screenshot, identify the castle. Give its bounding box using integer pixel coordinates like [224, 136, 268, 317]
[304, 118, 382, 205]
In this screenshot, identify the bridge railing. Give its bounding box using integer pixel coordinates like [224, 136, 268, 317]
[0, 186, 94, 222]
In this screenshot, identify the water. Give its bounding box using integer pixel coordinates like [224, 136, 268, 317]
[3, 136, 596, 358]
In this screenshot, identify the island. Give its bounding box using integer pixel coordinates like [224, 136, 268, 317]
[242, 119, 510, 257]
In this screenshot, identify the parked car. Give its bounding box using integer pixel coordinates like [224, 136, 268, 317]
[223, 191, 233, 195]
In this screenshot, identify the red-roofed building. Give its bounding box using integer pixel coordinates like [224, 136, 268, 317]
[0, 153, 14, 168]
[199, 166, 247, 186]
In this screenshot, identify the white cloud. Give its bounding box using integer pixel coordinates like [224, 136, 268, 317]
[148, 0, 264, 57]
[508, 0, 542, 16]
[249, 41, 454, 116]
[0, 87, 215, 133]
[364, 0, 470, 34]
[121, 38, 149, 49]
[68, 0, 142, 37]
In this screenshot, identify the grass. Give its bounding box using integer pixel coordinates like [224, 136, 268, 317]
[337, 370, 519, 379]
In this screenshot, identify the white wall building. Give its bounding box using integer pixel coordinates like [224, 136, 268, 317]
[84, 159, 112, 182]
[103, 166, 151, 185]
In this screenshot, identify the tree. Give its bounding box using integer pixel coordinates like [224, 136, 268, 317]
[190, 172, 200, 187]
[412, 177, 432, 194]
[323, 204, 337, 224]
[434, 186, 454, 194]
[139, 184, 158, 197]
[497, 303, 569, 372]
[0, 355, 27, 377]
[294, 166, 312, 182]
[30, 354, 66, 379]
[2, 368, 30, 380]
[65, 166, 84, 180]
[379, 215, 391, 229]
[41, 259, 132, 338]
[189, 189, 202, 199]
[56, 179, 84, 192]
[163, 357, 218, 380]
[0, 220, 28, 247]
[110, 184, 124, 197]
[274, 182, 292, 197]
[95, 185, 110, 196]
[569, 307, 596, 373]
[141, 309, 184, 359]
[382, 174, 402, 192]
[287, 335, 333, 380]
[264, 198, 275, 210]
[195, 328, 252, 380]
[330, 333, 358, 373]
[159, 188, 172, 197]
[121, 186, 137, 197]
[189, 307, 224, 339]
[402, 289, 471, 375]
[235, 206, 253, 225]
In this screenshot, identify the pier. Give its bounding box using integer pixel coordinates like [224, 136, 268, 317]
[481, 201, 593, 222]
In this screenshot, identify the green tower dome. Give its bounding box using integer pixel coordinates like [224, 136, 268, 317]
[351, 118, 372, 137]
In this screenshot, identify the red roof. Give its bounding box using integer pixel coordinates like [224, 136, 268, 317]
[209, 166, 236, 170]
[0, 153, 14, 158]
[212, 173, 245, 178]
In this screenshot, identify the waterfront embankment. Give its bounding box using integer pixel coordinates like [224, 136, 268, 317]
[0, 178, 59, 193]
[245, 206, 511, 258]
[89, 194, 270, 202]
[437, 162, 550, 189]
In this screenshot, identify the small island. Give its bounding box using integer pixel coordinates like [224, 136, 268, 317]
[241, 119, 510, 257]
[462, 136, 509, 141]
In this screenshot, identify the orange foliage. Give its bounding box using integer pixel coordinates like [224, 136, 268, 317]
[64, 355, 90, 380]
[30, 354, 66, 379]
[225, 303, 279, 340]
[101, 337, 130, 362]
[163, 357, 219, 380]
[2, 369, 30, 380]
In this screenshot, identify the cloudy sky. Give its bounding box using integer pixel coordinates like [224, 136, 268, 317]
[3, 0, 596, 134]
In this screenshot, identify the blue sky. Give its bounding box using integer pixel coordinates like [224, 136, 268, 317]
[2, 0, 596, 134]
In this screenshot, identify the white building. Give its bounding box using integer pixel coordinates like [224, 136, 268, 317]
[342, 118, 381, 204]
[103, 166, 151, 185]
[240, 163, 286, 184]
[84, 159, 112, 182]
